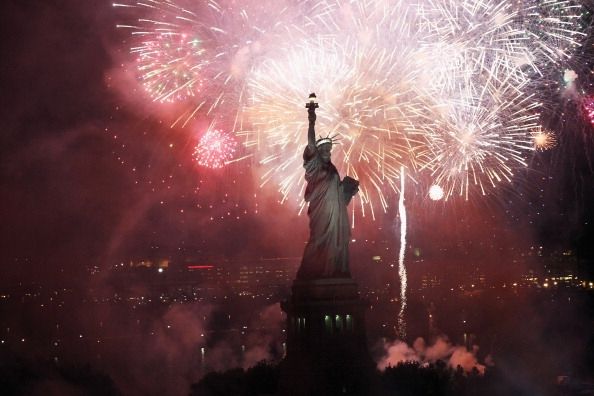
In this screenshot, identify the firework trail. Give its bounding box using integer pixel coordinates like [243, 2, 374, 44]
[397, 166, 407, 338]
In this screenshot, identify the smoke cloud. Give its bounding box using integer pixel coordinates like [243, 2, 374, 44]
[377, 335, 486, 374]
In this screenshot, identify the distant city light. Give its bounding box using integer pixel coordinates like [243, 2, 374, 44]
[187, 265, 214, 270]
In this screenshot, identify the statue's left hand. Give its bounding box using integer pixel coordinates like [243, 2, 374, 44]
[342, 176, 359, 196]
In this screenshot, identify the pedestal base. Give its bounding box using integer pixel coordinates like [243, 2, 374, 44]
[279, 278, 379, 395]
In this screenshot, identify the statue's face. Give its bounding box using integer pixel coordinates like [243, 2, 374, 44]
[318, 143, 332, 163]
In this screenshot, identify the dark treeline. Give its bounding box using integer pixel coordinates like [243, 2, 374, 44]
[0, 351, 120, 396]
[189, 360, 584, 396]
[2, 356, 590, 396]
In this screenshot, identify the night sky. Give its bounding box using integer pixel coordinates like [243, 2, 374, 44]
[1, 0, 594, 284]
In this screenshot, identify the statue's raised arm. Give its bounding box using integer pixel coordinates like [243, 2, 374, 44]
[297, 93, 358, 280]
[305, 93, 318, 150]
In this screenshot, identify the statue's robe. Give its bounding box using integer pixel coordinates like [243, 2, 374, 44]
[297, 144, 351, 279]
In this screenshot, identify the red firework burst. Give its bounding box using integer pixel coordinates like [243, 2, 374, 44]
[193, 129, 237, 169]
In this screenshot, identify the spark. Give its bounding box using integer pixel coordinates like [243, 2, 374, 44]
[583, 96, 594, 126]
[429, 185, 444, 201]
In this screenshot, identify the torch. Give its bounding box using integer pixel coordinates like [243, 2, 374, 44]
[305, 92, 319, 112]
[305, 92, 318, 125]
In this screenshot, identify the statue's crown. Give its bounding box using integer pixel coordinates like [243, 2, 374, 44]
[315, 133, 340, 147]
[315, 137, 333, 147]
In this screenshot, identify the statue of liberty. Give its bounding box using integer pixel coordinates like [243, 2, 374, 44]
[297, 93, 359, 280]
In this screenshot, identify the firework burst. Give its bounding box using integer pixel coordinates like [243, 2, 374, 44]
[419, 59, 542, 199]
[410, 0, 584, 200]
[532, 127, 558, 151]
[133, 32, 207, 102]
[115, 0, 308, 125]
[243, 33, 430, 217]
[115, 0, 591, 205]
[193, 128, 237, 169]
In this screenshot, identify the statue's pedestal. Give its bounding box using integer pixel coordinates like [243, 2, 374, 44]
[279, 278, 378, 395]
